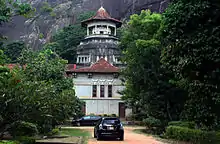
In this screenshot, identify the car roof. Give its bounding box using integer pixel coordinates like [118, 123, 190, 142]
[102, 117, 120, 120]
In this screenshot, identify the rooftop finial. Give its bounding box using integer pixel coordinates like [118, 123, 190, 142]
[100, 0, 103, 8]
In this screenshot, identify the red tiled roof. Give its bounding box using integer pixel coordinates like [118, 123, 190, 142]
[2, 64, 26, 70]
[81, 7, 122, 27]
[5, 64, 18, 70]
[69, 58, 119, 73]
[67, 64, 76, 71]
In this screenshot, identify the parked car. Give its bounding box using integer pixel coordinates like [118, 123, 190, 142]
[72, 115, 102, 126]
[94, 117, 124, 141]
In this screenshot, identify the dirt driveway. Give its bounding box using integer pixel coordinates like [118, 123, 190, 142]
[79, 126, 166, 144]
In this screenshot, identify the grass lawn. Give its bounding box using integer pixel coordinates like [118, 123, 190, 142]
[60, 128, 91, 144]
[0, 141, 18, 144]
[60, 128, 91, 137]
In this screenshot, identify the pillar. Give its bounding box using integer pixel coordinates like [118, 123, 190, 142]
[114, 27, 116, 36]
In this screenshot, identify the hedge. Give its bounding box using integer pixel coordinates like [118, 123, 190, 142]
[165, 126, 220, 144]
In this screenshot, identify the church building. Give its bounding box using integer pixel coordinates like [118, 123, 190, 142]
[66, 7, 131, 118]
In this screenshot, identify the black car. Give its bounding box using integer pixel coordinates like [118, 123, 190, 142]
[72, 115, 102, 126]
[94, 117, 124, 141]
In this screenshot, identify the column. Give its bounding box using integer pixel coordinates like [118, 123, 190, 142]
[114, 27, 116, 36]
[107, 25, 109, 34]
[87, 27, 89, 35]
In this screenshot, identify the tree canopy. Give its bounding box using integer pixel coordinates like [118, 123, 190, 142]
[45, 11, 95, 63]
[161, 0, 220, 130]
[120, 10, 186, 131]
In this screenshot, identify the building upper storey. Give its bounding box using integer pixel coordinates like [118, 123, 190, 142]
[81, 7, 122, 38]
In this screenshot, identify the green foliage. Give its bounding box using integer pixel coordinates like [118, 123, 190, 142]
[0, 50, 7, 64]
[14, 136, 35, 144]
[0, 48, 83, 134]
[103, 114, 108, 117]
[39, 33, 44, 39]
[168, 121, 195, 129]
[165, 126, 206, 143]
[120, 10, 186, 128]
[60, 128, 90, 137]
[40, 2, 53, 13]
[50, 12, 56, 17]
[9, 121, 38, 137]
[0, 141, 19, 144]
[143, 117, 162, 128]
[1, 41, 27, 63]
[0, 0, 33, 40]
[111, 114, 117, 117]
[0, 0, 33, 24]
[165, 126, 220, 144]
[47, 128, 59, 136]
[49, 11, 95, 63]
[160, 0, 220, 129]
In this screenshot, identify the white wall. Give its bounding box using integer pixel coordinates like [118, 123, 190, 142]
[75, 85, 91, 97]
[84, 99, 121, 115]
[73, 73, 132, 116]
[73, 73, 124, 99]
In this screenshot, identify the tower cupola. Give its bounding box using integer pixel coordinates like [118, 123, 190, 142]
[81, 7, 122, 37]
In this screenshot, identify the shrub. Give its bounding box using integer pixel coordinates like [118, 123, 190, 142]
[103, 114, 108, 117]
[165, 126, 220, 143]
[14, 136, 35, 144]
[0, 140, 19, 144]
[143, 117, 164, 134]
[143, 117, 162, 128]
[9, 121, 38, 137]
[111, 114, 117, 117]
[89, 113, 95, 116]
[165, 126, 206, 143]
[47, 128, 60, 136]
[168, 121, 195, 129]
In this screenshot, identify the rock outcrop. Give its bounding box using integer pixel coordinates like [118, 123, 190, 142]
[0, 0, 170, 49]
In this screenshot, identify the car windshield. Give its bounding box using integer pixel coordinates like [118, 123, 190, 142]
[103, 119, 120, 124]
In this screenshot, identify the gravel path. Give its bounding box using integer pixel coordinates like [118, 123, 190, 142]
[82, 126, 166, 144]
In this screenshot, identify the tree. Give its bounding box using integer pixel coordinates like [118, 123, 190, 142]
[160, 0, 220, 130]
[0, 48, 83, 134]
[0, 41, 27, 63]
[47, 11, 95, 63]
[120, 10, 186, 130]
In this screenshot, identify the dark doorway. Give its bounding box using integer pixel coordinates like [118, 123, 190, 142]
[82, 103, 86, 115]
[119, 102, 125, 118]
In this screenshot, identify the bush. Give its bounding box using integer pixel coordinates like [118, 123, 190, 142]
[164, 126, 220, 143]
[165, 126, 205, 143]
[103, 114, 108, 117]
[168, 121, 195, 129]
[47, 128, 60, 136]
[14, 136, 35, 144]
[9, 121, 38, 137]
[143, 117, 162, 127]
[0, 140, 20, 144]
[89, 113, 95, 116]
[111, 114, 117, 117]
[143, 117, 164, 134]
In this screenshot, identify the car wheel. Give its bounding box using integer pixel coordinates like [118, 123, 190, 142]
[97, 134, 102, 141]
[77, 122, 80, 126]
[94, 130, 97, 138]
[119, 134, 124, 141]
